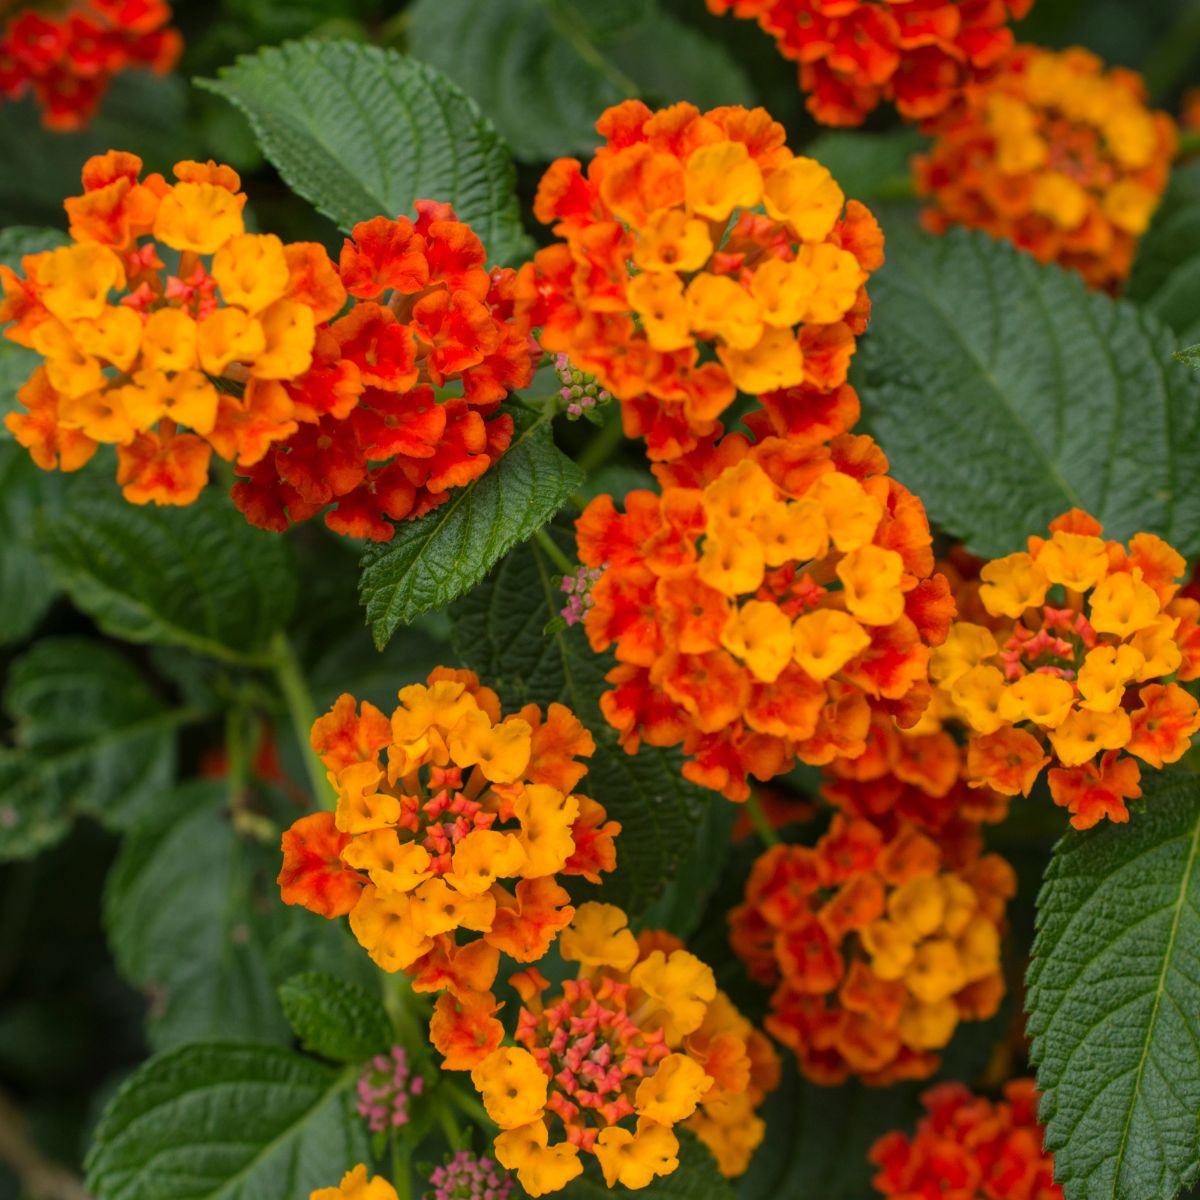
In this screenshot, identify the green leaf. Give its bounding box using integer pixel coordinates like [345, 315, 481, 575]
[37, 486, 296, 665]
[1027, 771, 1200, 1200]
[85, 1041, 368, 1200]
[409, 0, 754, 162]
[360, 404, 584, 648]
[278, 973, 392, 1063]
[1177, 345, 1200, 370]
[561, 1129, 735, 1197]
[104, 783, 290, 1050]
[451, 534, 709, 918]
[1128, 162, 1200, 348]
[198, 39, 531, 263]
[0, 442, 64, 645]
[856, 224, 1200, 558]
[802, 130, 925, 201]
[0, 637, 190, 860]
[0, 226, 70, 425]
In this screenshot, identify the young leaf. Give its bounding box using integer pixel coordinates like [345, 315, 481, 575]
[856, 224, 1200, 558]
[560, 1128, 734, 1197]
[407, 0, 753, 162]
[0, 638, 190, 860]
[198, 40, 531, 264]
[1027, 771, 1200, 1200]
[104, 783, 290, 1050]
[85, 1041, 368, 1200]
[451, 535, 710, 919]
[37, 486, 296, 665]
[1177, 345, 1200, 370]
[360, 404, 584, 648]
[278, 973, 392, 1064]
[0, 443, 64, 645]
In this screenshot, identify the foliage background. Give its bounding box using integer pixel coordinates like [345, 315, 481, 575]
[0, 0, 1198, 1198]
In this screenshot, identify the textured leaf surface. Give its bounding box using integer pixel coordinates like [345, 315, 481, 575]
[38, 486, 295, 664]
[85, 1041, 367, 1200]
[0, 442, 63, 644]
[857, 225, 1200, 557]
[451, 535, 708, 918]
[1027, 772, 1200, 1200]
[199, 40, 530, 263]
[562, 1129, 734, 1197]
[360, 405, 583, 647]
[0, 638, 186, 859]
[408, 0, 753, 162]
[105, 784, 288, 1050]
[278, 973, 392, 1063]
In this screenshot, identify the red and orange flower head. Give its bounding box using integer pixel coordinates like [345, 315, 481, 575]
[916, 46, 1177, 292]
[233, 203, 536, 541]
[0, 1, 181, 131]
[576, 413, 955, 802]
[730, 814, 1014, 1087]
[1, 152, 332, 505]
[870, 1079, 1061, 1199]
[933, 511, 1200, 830]
[277, 668, 619, 1013]
[515, 100, 883, 461]
[705, 0, 1031, 128]
[455, 905, 779, 1196]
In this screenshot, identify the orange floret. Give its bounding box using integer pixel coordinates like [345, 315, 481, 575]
[916, 45, 1176, 291]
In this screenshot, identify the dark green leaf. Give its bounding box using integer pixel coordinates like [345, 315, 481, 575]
[278, 973, 392, 1063]
[104, 783, 289, 1050]
[37, 486, 296, 664]
[85, 1041, 368, 1200]
[0, 638, 188, 859]
[1027, 771, 1200, 1200]
[802, 130, 925, 201]
[451, 534, 709, 918]
[0, 443, 63, 645]
[407, 0, 753, 163]
[857, 224, 1200, 558]
[562, 1129, 735, 1197]
[198, 40, 531, 263]
[360, 405, 584, 648]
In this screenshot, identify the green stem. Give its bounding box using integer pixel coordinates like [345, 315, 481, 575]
[224, 705, 249, 814]
[269, 630, 332, 808]
[1179, 128, 1200, 158]
[533, 526, 577, 575]
[438, 1095, 467, 1150]
[874, 173, 918, 201]
[390, 1137, 412, 1200]
[445, 1081, 494, 1130]
[575, 410, 625, 475]
[382, 972, 427, 1052]
[743, 794, 781, 847]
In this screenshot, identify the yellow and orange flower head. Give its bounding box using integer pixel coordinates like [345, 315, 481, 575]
[454, 905, 779, 1195]
[514, 100, 884, 461]
[575, 417, 956, 802]
[933, 510, 1200, 830]
[730, 814, 1014, 1087]
[870, 1079, 1062, 1199]
[277, 668, 619, 1017]
[705, 0, 1031, 128]
[916, 46, 1177, 292]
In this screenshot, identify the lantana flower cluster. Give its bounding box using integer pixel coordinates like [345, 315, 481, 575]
[356, 1045, 422, 1134]
[0, 0, 180, 130]
[870, 1079, 1062, 1199]
[704, 0, 1031, 127]
[461, 904, 779, 1196]
[278, 668, 619, 1016]
[516, 99, 883, 461]
[576, 408, 954, 802]
[916, 45, 1177, 291]
[933, 511, 1200, 829]
[234, 205, 535, 541]
[731, 811, 1014, 1086]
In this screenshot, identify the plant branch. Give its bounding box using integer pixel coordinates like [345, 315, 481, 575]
[533, 526, 576, 575]
[269, 630, 333, 808]
[575, 410, 625, 475]
[743, 793, 781, 847]
[0, 1090, 92, 1200]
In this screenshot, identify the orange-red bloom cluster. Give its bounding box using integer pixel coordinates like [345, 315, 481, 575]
[516, 100, 883, 461]
[278, 667, 618, 1012]
[446, 907, 779, 1195]
[576, 398, 953, 802]
[0, 0, 179, 130]
[870, 1079, 1061, 1199]
[234, 204, 535, 541]
[934, 510, 1200, 829]
[731, 812, 1014, 1085]
[705, 0, 1031, 127]
[916, 45, 1176, 291]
